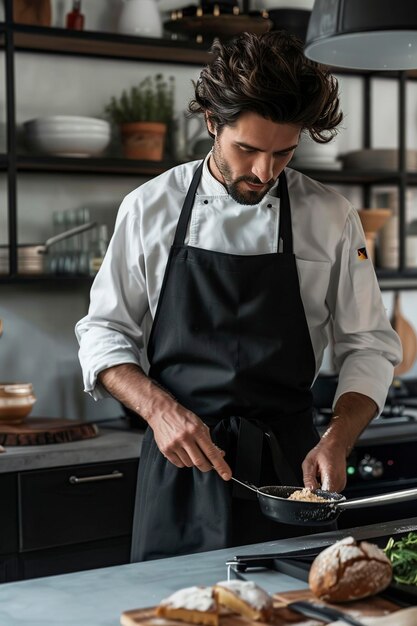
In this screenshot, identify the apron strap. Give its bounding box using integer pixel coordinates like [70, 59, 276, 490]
[173, 161, 204, 246]
[232, 419, 264, 499]
[277, 170, 293, 254]
[264, 426, 300, 486]
[232, 417, 300, 500]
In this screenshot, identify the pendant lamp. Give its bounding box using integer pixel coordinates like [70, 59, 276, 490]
[304, 0, 417, 70]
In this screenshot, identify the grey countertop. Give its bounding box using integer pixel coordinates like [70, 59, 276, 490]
[0, 422, 143, 473]
[3, 414, 416, 474]
[0, 517, 416, 626]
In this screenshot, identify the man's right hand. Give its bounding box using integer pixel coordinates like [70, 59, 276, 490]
[98, 363, 232, 481]
[147, 400, 232, 481]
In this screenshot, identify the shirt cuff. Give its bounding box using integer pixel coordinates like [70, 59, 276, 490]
[333, 352, 394, 416]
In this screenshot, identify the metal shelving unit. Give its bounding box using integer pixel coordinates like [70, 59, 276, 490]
[10, 24, 210, 65]
[1, 0, 416, 287]
[15, 155, 177, 176]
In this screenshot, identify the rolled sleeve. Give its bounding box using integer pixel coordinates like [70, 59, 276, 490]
[327, 208, 402, 415]
[75, 196, 149, 399]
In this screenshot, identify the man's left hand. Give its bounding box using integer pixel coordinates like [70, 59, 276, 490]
[301, 391, 378, 492]
[301, 436, 348, 492]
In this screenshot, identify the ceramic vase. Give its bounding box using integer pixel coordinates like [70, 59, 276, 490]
[118, 0, 163, 37]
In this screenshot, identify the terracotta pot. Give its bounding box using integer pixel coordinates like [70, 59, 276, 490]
[120, 122, 167, 161]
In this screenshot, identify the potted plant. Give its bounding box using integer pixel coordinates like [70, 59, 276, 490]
[105, 74, 175, 161]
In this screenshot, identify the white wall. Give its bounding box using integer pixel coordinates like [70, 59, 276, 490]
[1, 26, 417, 421]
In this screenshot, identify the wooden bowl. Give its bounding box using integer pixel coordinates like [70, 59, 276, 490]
[357, 208, 392, 234]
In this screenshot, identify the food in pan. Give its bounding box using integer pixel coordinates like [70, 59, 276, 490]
[155, 586, 219, 626]
[309, 536, 392, 602]
[213, 580, 273, 621]
[384, 532, 417, 585]
[287, 488, 329, 503]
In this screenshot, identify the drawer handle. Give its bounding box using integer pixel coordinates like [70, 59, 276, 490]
[69, 470, 124, 484]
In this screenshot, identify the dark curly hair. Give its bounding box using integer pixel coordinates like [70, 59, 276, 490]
[189, 31, 342, 143]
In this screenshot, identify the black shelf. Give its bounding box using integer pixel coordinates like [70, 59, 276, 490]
[16, 155, 178, 177]
[9, 24, 211, 65]
[11, 158, 417, 182]
[1, 19, 416, 290]
[0, 274, 94, 285]
[0, 269, 416, 288]
[377, 270, 417, 291]
[292, 167, 409, 185]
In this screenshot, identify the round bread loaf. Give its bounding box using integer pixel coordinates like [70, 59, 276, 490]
[309, 536, 392, 602]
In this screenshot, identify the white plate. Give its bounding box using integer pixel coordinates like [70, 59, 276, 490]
[341, 149, 417, 172]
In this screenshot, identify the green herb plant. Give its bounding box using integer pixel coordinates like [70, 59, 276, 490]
[104, 74, 175, 125]
[384, 532, 417, 586]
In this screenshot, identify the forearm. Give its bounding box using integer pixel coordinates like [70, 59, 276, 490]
[302, 391, 377, 491]
[98, 363, 176, 424]
[98, 363, 232, 479]
[323, 391, 378, 456]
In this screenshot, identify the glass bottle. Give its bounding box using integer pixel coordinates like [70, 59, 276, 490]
[66, 0, 85, 31]
[88, 225, 109, 276]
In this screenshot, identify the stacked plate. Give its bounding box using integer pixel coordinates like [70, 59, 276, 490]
[23, 115, 111, 157]
[341, 149, 417, 171]
[0, 246, 44, 275]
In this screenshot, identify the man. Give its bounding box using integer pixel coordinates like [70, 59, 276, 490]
[76, 31, 401, 562]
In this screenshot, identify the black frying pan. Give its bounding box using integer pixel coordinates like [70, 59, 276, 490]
[231, 477, 417, 526]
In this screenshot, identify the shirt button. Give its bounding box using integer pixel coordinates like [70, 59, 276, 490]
[267, 203, 272, 208]
[204, 200, 208, 204]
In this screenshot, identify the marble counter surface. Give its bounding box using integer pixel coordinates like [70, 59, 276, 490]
[0, 422, 143, 473]
[0, 517, 416, 626]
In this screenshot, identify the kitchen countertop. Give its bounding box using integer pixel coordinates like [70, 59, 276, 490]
[3, 413, 416, 474]
[0, 420, 143, 473]
[0, 517, 416, 626]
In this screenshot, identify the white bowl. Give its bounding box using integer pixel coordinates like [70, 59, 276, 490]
[25, 115, 109, 127]
[24, 117, 110, 135]
[296, 133, 338, 159]
[25, 129, 111, 157]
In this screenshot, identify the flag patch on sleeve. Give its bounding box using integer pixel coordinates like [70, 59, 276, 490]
[357, 247, 368, 261]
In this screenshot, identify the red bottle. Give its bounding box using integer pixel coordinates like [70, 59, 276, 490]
[66, 0, 85, 30]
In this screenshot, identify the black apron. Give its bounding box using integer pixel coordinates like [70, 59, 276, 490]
[131, 162, 322, 562]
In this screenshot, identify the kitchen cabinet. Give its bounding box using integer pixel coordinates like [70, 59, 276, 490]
[2, 1, 417, 289]
[1, 457, 139, 583]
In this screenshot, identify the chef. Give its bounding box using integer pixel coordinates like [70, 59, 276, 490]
[76, 31, 402, 561]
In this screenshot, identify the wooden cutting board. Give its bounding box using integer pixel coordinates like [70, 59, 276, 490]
[0, 418, 98, 446]
[120, 589, 400, 626]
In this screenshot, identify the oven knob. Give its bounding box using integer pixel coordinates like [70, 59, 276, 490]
[358, 455, 384, 479]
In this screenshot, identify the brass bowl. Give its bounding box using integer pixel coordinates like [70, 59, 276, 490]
[0, 383, 36, 424]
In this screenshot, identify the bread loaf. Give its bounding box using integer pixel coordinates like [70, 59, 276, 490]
[155, 586, 219, 626]
[309, 536, 392, 602]
[213, 580, 273, 621]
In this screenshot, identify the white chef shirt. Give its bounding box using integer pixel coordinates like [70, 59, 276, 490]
[75, 156, 402, 414]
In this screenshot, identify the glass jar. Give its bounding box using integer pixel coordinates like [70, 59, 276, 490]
[0, 383, 36, 424]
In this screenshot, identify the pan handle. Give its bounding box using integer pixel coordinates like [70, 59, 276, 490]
[230, 476, 259, 493]
[338, 486, 417, 510]
[44, 221, 98, 250]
